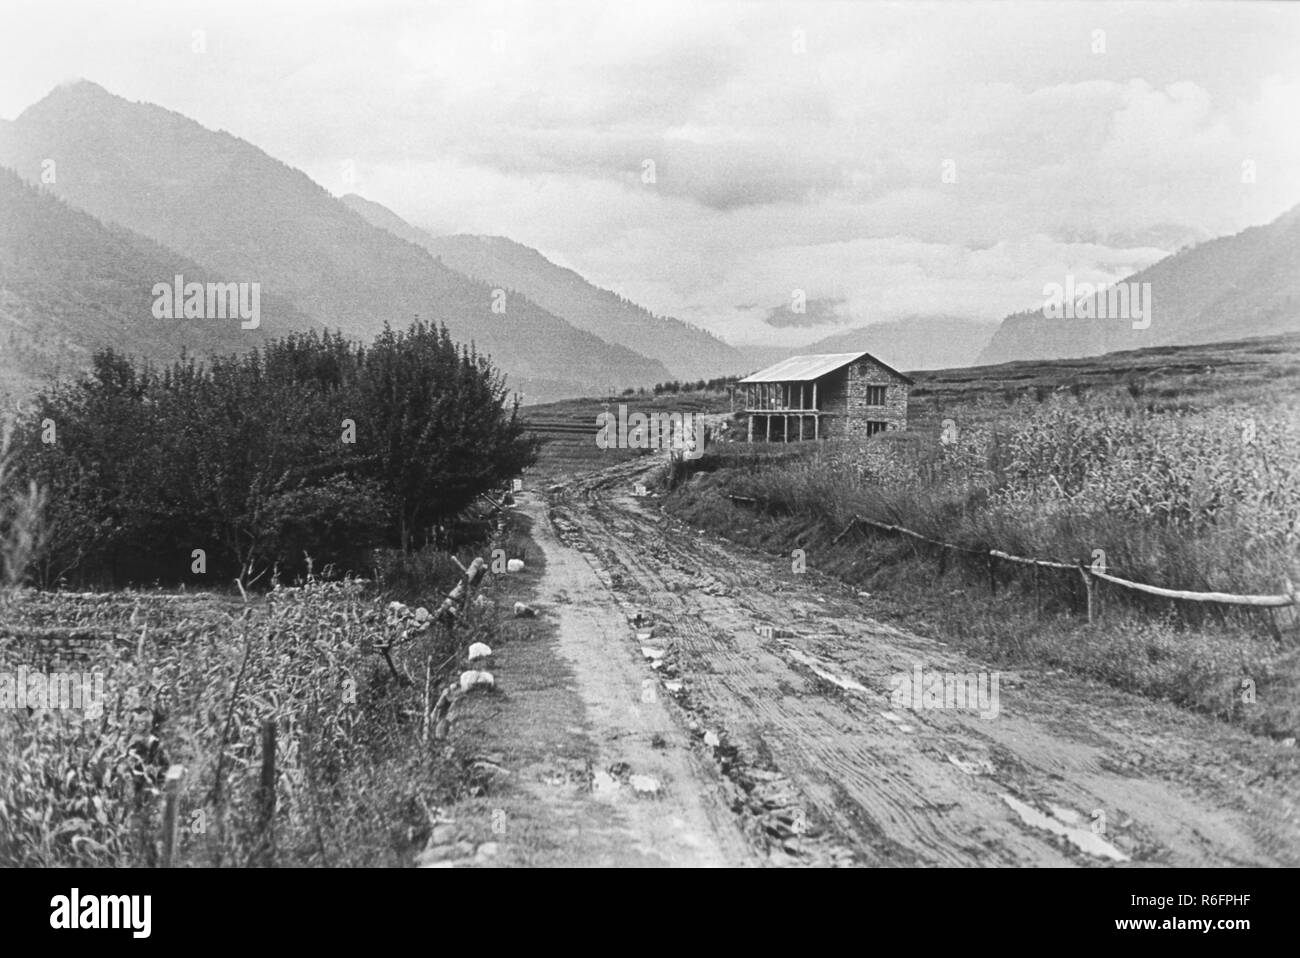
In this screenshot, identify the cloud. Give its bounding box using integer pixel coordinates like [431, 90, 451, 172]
[3, 0, 1299, 348]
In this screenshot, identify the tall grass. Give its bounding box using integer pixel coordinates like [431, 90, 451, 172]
[711, 395, 1299, 598]
[0, 575, 500, 866]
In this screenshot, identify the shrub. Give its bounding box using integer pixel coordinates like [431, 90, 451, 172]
[10, 322, 538, 587]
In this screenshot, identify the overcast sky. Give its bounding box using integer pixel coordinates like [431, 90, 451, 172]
[4, 0, 1298, 346]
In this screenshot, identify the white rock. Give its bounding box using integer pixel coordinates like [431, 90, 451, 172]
[513, 601, 536, 618]
[591, 770, 620, 798]
[640, 646, 665, 660]
[459, 670, 495, 693]
[629, 775, 661, 795]
[414, 607, 431, 622]
[703, 731, 721, 748]
[506, 558, 525, 573]
[467, 642, 492, 661]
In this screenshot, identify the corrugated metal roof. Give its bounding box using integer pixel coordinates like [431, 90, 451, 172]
[739, 350, 916, 385]
[739, 352, 868, 383]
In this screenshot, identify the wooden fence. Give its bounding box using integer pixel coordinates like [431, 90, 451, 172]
[727, 495, 1298, 637]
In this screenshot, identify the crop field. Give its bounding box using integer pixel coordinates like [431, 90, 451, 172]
[0, 567, 522, 866]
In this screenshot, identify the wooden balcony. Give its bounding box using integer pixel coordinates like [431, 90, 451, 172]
[742, 381, 821, 413]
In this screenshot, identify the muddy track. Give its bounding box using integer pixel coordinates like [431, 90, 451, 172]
[537, 457, 1300, 867]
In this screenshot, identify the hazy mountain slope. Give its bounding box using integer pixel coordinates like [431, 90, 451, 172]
[803, 316, 997, 372]
[979, 206, 1300, 364]
[0, 165, 318, 404]
[732, 345, 795, 375]
[0, 81, 672, 401]
[342, 194, 745, 383]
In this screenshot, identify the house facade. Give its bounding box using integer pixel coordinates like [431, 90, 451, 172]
[739, 350, 912, 442]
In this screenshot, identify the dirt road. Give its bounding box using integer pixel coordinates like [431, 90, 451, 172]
[519, 455, 1299, 867]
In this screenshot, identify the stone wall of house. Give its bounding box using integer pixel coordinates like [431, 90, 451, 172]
[813, 360, 908, 440]
[841, 358, 908, 440]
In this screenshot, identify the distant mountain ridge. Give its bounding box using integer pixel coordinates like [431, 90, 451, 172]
[979, 206, 1300, 364]
[0, 165, 319, 404]
[0, 80, 676, 402]
[341, 194, 746, 383]
[802, 316, 998, 372]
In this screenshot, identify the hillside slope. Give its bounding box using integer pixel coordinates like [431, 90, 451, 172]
[979, 207, 1300, 364]
[342, 194, 745, 383]
[0, 166, 318, 403]
[0, 81, 672, 401]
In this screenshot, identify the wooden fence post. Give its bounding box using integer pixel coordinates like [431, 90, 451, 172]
[1078, 565, 1095, 625]
[161, 764, 186, 868]
[258, 719, 277, 866]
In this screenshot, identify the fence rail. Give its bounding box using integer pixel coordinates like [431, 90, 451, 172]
[725, 495, 1298, 621]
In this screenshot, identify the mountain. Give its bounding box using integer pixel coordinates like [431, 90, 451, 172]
[733, 344, 795, 375]
[0, 165, 319, 405]
[0, 81, 673, 401]
[979, 206, 1300, 364]
[803, 316, 997, 372]
[341, 194, 746, 384]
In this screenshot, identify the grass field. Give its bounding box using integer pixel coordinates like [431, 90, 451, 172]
[521, 391, 735, 480]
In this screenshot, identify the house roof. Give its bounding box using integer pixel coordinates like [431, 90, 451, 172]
[739, 350, 915, 385]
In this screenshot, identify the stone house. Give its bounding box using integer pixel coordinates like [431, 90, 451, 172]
[738, 351, 912, 442]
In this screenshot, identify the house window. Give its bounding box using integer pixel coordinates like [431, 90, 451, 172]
[864, 385, 887, 406]
[864, 420, 888, 437]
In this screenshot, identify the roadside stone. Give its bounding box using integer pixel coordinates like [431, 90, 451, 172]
[459, 669, 495, 693]
[630, 774, 661, 796]
[513, 601, 537, 618]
